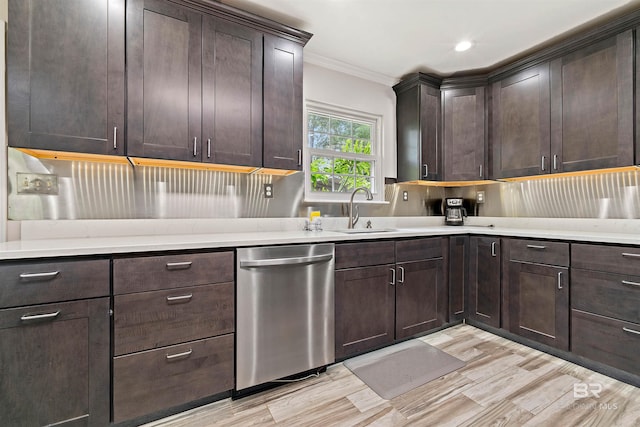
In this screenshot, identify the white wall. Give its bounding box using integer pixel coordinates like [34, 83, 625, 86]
[302, 62, 397, 179]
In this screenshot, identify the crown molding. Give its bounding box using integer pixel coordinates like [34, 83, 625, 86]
[304, 52, 400, 87]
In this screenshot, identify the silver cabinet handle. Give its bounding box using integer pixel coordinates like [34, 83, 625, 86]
[21, 311, 61, 322]
[479, 164, 483, 178]
[113, 126, 118, 149]
[526, 244, 547, 250]
[207, 138, 211, 159]
[390, 268, 396, 286]
[193, 137, 197, 157]
[557, 271, 563, 290]
[19, 271, 60, 280]
[166, 294, 193, 303]
[541, 156, 546, 171]
[622, 252, 640, 258]
[166, 348, 193, 361]
[422, 164, 429, 178]
[166, 261, 193, 270]
[240, 253, 333, 268]
[621, 280, 640, 287]
[491, 242, 497, 257]
[297, 149, 302, 167]
[623, 327, 640, 336]
[553, 154, 558, 171]
[398, 266, 405, 284]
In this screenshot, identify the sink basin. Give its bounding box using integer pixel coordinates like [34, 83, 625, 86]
[334, 228, 397, 234]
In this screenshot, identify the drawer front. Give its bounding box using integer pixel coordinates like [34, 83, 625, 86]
[335, 241, 395, 269]
[572, 309, 640, 376]
[0, 259, 109, 308]
[572, 243, 640, 275]
[572, 268, 640, 324]
[113, 251, 234, 294]
[396, 237, 444, 263]
[509, 239, 569, 266]
[112, 334, 234, 423]
[114, 282, 234, 356]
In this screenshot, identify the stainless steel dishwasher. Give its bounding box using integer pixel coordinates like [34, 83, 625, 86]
[236, 243, 335, 391]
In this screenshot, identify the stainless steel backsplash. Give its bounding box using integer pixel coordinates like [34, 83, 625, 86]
[7, 148, 640, 220]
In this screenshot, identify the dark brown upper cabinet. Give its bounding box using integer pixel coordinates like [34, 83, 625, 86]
[442, 86, 486, 181]
[550, 31, 634, 173]
[126, 0, 203, 161]
[263, 35, 304, 170]
[394, 75, 442, 181]
[8, 0, 125, 155]
[491, 65, 551, 179]
[202, 17, 263, 167]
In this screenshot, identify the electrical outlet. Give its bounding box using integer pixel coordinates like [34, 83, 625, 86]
[17, 173, 59, 195]
[402, 191, 409, 201]
[476, 191, 485, 204]
[263, 183, 273, 198]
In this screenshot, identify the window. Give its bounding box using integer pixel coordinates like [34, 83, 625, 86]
[304, 101, 383, 202]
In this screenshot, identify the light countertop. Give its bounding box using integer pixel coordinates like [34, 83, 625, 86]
[1, 217, 640, 260]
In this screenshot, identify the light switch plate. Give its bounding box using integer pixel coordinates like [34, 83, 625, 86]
[17, 173, 59, 195]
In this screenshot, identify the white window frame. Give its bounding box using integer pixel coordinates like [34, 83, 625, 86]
[303, 100, 384, 203]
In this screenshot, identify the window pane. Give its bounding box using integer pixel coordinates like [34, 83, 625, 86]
[332, 175, 354, 193]
[308, 133, 330, 149]
[353, 123, 371, 140]
[310, 173, 332, 192]
[355, 161, 373, 177]
[330, 136, 349, 152]
[310, 156, 333, 173]
[352, 139, 371, 154]
[334, 158, 354, 174]
[308, 114, 330, 133]
[330, 118, 351, 136]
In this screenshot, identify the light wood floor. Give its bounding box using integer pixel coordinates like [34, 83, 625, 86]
[145, 324, 640, 426]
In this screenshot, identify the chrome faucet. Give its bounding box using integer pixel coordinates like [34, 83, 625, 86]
[348, 187, 373, 228]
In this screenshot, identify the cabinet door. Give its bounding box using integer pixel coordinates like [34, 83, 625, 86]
[263, 35, 303, 170]
[396, 83, 441, 181]
[443, 87, 485, 181]
[508, 261, 569, 350]
[492, 64, 550, 178]
[448, 236, 468, 322]
[126, 0, 202, 161]
[335, 265, 395, 359]
[8, 0, 125, 155]
[550, 31, 633, 172]
[0, 298, 109, 426]
[202, 17, 263, 167]
[469, 236, 501, 328]
[396, 258, 445, 339]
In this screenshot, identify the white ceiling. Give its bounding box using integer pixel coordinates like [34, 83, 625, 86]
[221, 0, 640, 85]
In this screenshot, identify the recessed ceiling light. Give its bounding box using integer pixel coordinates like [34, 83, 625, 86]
[455, 41, 473, 52]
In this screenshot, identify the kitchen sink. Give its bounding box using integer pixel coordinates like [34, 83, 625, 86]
[334, 228, 398, 234]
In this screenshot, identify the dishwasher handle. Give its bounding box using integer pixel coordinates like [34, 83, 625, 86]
[239, 253, 333, 268]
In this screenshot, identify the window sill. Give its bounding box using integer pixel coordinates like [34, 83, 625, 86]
[303, 198, 390, 205]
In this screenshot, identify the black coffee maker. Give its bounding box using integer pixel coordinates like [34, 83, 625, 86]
[444, 198, 467, 226]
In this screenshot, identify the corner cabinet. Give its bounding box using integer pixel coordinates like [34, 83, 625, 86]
[0, 259, 111, 427]
[394, 74, 442, 181]
[442, 85, 486, 181]
[468, 236, 501, 328]
[8, 0, 125, 155]
[550, 30, 634, 172]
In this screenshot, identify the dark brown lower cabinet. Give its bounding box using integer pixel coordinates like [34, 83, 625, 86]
[335, 264, 395, 359]
[0, 298, 110, 427]
[508, 261, 569, 350]
[468, 236, 501, 327]
[448, 236, 468, 322]
[113, 334, 234, 423]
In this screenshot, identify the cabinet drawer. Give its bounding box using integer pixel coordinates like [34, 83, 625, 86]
[508, 239, 569, 266]
[113, 334, 234, 423]
[572, 243, 640, 275]
[335, 241, 395, 269]
[113, 251, 234, 294]
[572, 309, 640, 376]
[114, 282, 234, 356]
[572, 268, 640, 324]
[0, 259, 109, 308]
[396, 237, 444, 263]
